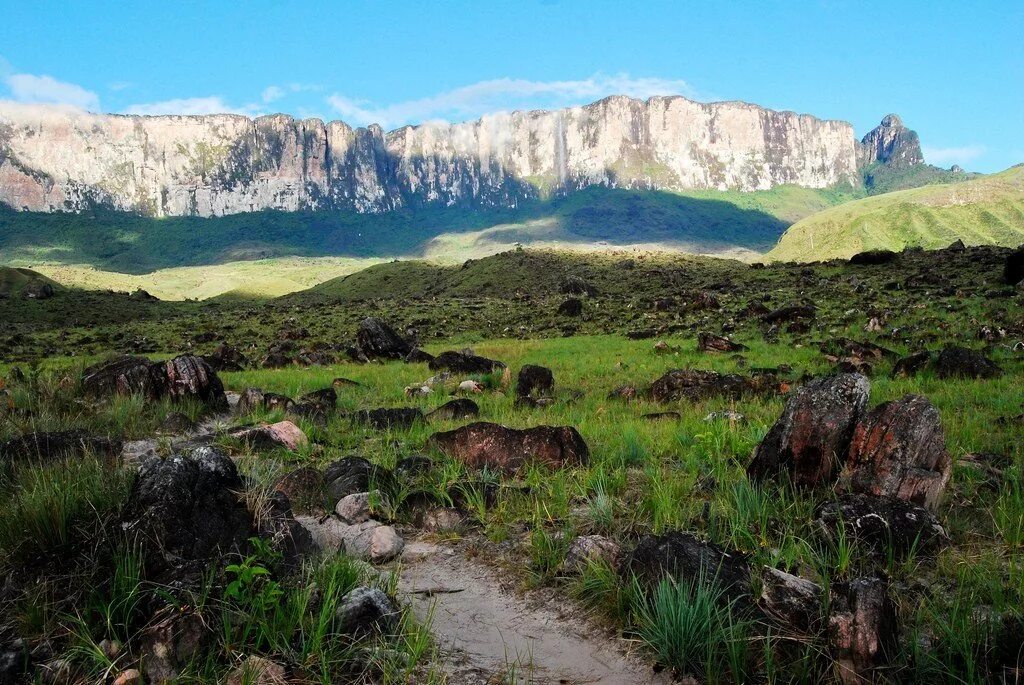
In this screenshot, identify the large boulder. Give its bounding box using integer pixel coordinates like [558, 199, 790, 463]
[620, 531, 749, 595]
[428, 351, 506, 375]
[841, 394, 951, 509]
[163, 355, 227, 407]
[648, 369, 761, 403]
[849, 249, 898, 265]
[828, 577, 898, 685]
[82, 355, 167, 400]
[428, 422, 588, 471]
[932, 346, 1002, 379]
[816, 493, 946, 557]
[355, 317, 412, 360]
[747, 374, 870, 487]
[122, 447, 252, 565]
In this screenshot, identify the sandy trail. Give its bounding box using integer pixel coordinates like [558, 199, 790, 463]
[398, 542, 671, 685]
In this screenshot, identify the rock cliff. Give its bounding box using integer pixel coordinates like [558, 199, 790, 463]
[0, 96, 888, 216]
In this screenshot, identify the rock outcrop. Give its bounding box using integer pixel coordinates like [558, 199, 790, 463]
[858, 114, 924, 168]
[0, 96, 872, 216]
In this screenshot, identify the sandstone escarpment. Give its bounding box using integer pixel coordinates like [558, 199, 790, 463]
[0, 95, 870, 216]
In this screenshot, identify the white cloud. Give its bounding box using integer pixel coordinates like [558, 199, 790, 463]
[108, 81, 134, 92]
[261, 85, 284, 103]
[327, 73, 698, 128]
[923, 144, 986, 167]
[123, 96, 260, 116]
[3, 72, 100, 111]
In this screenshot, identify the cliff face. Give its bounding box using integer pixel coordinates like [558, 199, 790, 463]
[0, 95, 865, 216]
[858, 114, 924, 168]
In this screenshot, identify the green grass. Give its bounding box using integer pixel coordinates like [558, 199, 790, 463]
[768, 164, 1024, 262]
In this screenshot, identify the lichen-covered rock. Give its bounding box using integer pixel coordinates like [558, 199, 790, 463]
[841, 394, 951, 509]
[816, 493, 946, 557]
[759, 567, 823, 633]
[648, 369, 762, 403]
[428, 422, 588, 471]
[335, 587, 399, 635]
[323, 457, 395, 502]
[225, 656, 286, 685]
[516, 364, 555, 399]
[891, 351, 932, 378]
[828, 577, 899, 685]
[620, 531, 749, 595]
[562, 535, 621, 574]
[747, 373, 870, 487]
[230, 421, 308, 452]
[236, 388, 294, 414]
[139, 608, 209, 684]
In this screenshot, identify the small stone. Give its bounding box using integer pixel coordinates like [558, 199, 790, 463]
[226, 655, 286, 685]
[335, 587, 399, 634]
[336, 491, 385, 525]
[112, 669, 142, 685]
[369, 525, 405, 563]
[422, 507, 465, 533]
[562, 535, 621, 573]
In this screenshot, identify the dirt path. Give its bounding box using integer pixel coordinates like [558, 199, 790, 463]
[398, 542, 672, 685]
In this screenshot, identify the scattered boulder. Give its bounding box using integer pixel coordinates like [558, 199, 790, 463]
[163, 355, 227, 407]
[421, 507, 465, 533]
[428, 351, 506, 375]
[0, 430, 121, 465]
[428, 422, 589, 471]
[426, 398, 479, 421]
[841, 394, 951, 509]
[300, 387, 337, 410]
[850, 249, 898, 265]
[324, 457, 394, 502]
[558, 298, 584, 316]
[335, 491, 384, 525]
[759, 567, 823, 633]
[458, 379, 483, 393]
[648, 369, 763, 403]
[761, 305, 816, 325]
[828, 577, 898, 685]
[404, 348, 435, 363]
[272, 467, 324, 513]
[1005, 246, 1024, 285]
[237, 388, 294, 414]
[621, 532, 750, 595]
[704, 410, 746, 423]
[335, 587, 399, 635]
[562, 535, 621, 574]
[159, 412, 196, 434]
[933, 346, 1002, 379]
[560, 275, 597, 296]
[203, 343, 248, 372]
[122, 447, 253, 565]
[891, 351, 931, 378]
[697, 332, 747, 353]
[394, 455, 432, 479]
[21, 281, 54, 300]
[355, 317, 412, 360]
[81, 355, 167, 400]
[608, 384, 638, 401]
[816, 493, 946, 557]
[343, 521, 405, 563]
[747, 373, 870, 487]
[516, 364, 554, 400]
[226, 656, 286, 685]
[230, 421, 308, 452]
[139, 607, 209, 684]
[352, 407, 425, 430]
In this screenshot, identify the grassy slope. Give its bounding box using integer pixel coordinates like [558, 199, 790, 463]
[768, 165, 1024, 262]
[0, 266, 60, 298]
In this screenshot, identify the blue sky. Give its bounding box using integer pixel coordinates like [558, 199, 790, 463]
[1, 1, 1021, 172]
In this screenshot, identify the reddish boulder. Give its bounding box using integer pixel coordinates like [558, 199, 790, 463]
[828, 577, 898, 685]
[747, 373, 870, 487]
[841, 394, 951, 509]
[428, 422, 588, 471]
[164, 355, 226, 407]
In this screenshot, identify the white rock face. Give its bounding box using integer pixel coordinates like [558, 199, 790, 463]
[0, 96, 861, 216]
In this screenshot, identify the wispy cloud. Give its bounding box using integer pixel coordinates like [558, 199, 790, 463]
[923, 144, 986, 167]
[3, 72, 100, 111]
[123, 96, 260, 116]
[261, 85, 284, 104]
[326, 73, 699, 128]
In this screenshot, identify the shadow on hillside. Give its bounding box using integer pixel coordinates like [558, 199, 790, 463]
[0, 186, 788, 274]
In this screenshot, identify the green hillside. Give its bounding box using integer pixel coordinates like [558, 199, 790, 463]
[0, 185, 856, 275]
[767, 164, 1024, 262]
[0, 266, 60, 299]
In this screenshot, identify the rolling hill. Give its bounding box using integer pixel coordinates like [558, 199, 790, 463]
[767, 165, 1024, 262]
[0, 266, 60, 299]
